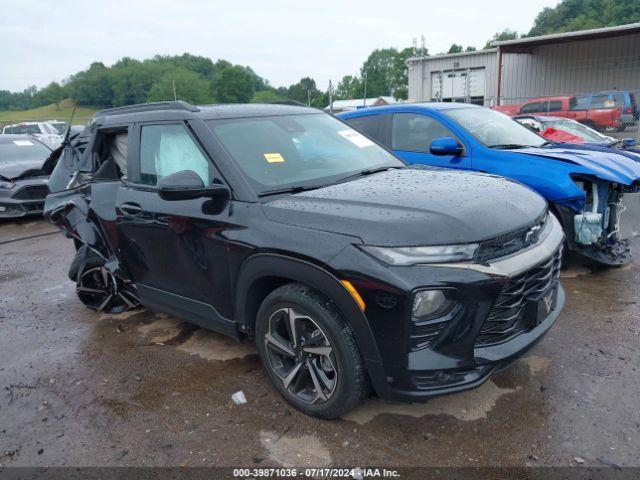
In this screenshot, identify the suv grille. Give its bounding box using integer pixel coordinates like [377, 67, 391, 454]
[476, 212, 548, 263]
[12, 185, 49, 200]
[475, 246, 562, 347]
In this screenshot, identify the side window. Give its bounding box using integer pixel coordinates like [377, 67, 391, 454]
[391, 113, 454, 152]
[138, 124, 210, 186]
[345, 115, 386, 145]
[521, 102, 544, 114]
[612, 94, 625, 107]
[547, 101, 563, 112]
[590, 94, 609, 109]
[570, 95, 590, 110]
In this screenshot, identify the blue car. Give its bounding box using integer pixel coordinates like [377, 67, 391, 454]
[338, 103, 640, 266]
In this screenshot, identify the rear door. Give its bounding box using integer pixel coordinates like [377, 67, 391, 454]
[390, 112, 471, 169]
[115, 121, 237, 335]
[342, 114, 389, 146]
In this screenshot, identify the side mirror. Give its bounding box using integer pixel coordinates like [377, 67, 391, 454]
[621, 138, 637, 148]
[157, 170, 230, 202]
[430, 137, 463, 156]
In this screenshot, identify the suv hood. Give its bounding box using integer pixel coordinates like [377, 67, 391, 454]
[262, 168, 546, 246]
[0, 158, 47, 180]
[517, 146, 640, 184]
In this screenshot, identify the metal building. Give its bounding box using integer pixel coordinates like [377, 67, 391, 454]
[407, 23, 640, 106]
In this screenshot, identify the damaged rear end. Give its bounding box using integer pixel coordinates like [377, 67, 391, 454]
[44, 124, 139, 313]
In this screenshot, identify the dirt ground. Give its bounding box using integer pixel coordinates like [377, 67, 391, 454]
[1, 218, 639, 470]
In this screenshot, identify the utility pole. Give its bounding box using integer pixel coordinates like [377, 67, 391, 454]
[328, 80, 334, 114]
[172, 80, 177, 101]
[363, 71, 367, 107]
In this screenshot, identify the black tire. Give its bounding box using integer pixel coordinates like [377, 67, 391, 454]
[71, 245, 140, 314]
[255, 283, 369, 419]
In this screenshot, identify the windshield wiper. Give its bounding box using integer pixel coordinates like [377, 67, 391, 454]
[337, 166, 400, 183]
[488, 144, 530, 149]
[258, 184, 326, 197]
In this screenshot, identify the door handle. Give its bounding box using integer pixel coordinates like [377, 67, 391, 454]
[120, 202, 143, 216]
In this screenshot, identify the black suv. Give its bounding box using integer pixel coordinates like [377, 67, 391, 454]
[45, 101, 565, 418]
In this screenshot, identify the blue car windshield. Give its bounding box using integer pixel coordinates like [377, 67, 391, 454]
[207, 113, 403, 192]
[445, 107, 546, 148]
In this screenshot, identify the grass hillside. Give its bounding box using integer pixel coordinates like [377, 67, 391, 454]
[0, 99, 98, 126]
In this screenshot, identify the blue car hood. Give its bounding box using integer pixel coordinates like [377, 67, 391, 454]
[517, 146, 640, 185]
[547, 142, 640, 163]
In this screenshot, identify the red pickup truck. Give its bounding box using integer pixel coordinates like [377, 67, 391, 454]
[493, 95, 623, 132]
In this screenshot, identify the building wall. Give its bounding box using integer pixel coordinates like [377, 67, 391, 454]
[408, 31, 640, 106]
[407, 50, 498, 104]
[500, 32, 640, 104]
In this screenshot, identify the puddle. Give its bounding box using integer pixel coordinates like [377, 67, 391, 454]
[137, 317, 183, 343]
[260, 431, 332, 467]
[177, 329, 256, 361]
[344, 380, 519, 425]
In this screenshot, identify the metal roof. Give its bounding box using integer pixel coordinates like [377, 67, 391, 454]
[492, 22, 640, 52]
[406, 48, 496, 64]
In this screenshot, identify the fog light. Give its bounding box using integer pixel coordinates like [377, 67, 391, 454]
[412, 290, 450, 320]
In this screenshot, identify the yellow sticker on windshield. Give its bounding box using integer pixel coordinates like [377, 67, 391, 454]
[264, 153, 285, 163]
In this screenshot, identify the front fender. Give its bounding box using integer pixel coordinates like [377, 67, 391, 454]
[234, 253, 389, 394]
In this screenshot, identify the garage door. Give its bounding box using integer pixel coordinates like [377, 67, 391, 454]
[431, 68, 486, 103]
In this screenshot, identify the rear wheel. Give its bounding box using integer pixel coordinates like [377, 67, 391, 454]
[72, 246, 140, 314]
[255, 283, 369, 419]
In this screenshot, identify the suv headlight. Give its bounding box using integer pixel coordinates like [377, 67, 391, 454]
[361, 243, 478, 266]
[0, 180, 15, 190]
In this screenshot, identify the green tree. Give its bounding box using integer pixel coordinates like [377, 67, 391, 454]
[68, 62, 113, 106]
[484, 29, 519, 48]
[147, 68, 212, 104]
[213, 65, 255, 103]
[529, 0, 640, 36]
[335, 75, 363, 100]
[447, 44, 463, 54]
[465, 46, 477, 52]
[361, 48, 398, 97]
[38, 82, 66, 109]
[287, 77, 319, 105]
[251, 89, 284, 103]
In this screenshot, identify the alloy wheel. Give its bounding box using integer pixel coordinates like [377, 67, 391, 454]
[264, 307, 338, 404]
[76, 266, 139, 313]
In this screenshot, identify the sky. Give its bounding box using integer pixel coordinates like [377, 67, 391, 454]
[0, 0, 560, 92]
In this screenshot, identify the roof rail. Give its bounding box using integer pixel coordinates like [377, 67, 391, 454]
[93, 101, 200, 117]
[269, 100, 312, 108]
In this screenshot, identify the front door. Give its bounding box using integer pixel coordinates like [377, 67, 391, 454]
[390, 112, 471, 169]
[115, 122, 236, 335]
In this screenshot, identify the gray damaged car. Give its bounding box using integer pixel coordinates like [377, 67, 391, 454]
[0, 135, 52, 218]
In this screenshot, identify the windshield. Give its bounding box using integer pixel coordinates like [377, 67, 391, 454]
[3, 124, 42, 135]
[0, 139, 50, 163]
[207, 113, 403, 192]
[445, 107, 546, 148]
[50, 122, 67, 134]
[543, 119, 610, 143]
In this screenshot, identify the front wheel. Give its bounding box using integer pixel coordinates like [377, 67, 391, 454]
[255, 283, 369, 419]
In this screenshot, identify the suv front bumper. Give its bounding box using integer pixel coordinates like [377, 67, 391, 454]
[341, 214, 566, 402]
[383, 284, 564, 402]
